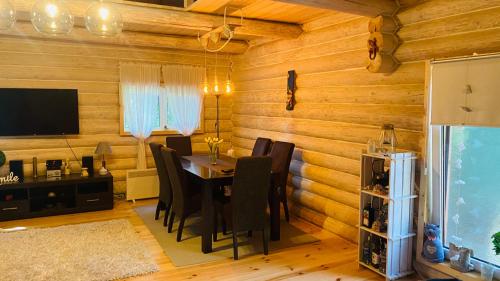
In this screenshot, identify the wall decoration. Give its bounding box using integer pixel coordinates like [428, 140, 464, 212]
[367, 15, 401, 73]
[286, 70, 296, 111]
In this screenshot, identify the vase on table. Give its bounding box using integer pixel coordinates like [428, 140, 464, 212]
[205, 137, 224, 165]
[481, 262, 495, 281]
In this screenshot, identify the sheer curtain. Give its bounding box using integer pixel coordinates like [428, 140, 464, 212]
[120, 62, 162, 169]
[162, 64, 205, 136]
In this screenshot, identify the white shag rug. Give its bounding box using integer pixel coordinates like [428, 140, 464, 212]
[0, 219, 159, 281]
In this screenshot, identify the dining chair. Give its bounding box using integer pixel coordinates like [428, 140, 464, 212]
[161, 147, 201, 242]
[269, 141, 295, 222]
[149, 142, 172, 227]
[217, 156, 272, 260]
[251, 137, 273, 156]
[166, 135, 192, 156]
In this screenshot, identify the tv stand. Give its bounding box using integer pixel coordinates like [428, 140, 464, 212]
[0, 174, 113, 221]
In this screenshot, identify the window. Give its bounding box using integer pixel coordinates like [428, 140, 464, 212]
[437, 126, 500, 266]
[427, 56, 500, 273]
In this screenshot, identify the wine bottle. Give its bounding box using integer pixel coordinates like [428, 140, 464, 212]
[379, 240, 387, 274]
[362, 202, 375, 228]
[371, 237, 381, 268]
[362, 235, 371, 264]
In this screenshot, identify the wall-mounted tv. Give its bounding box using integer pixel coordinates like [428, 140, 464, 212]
[0, 88, 79, 136]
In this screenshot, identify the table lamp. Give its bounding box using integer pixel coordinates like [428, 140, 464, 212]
[95, 142, 112, 176]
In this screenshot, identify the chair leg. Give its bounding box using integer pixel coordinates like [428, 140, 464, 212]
[163, 202, 172, 227]
[282, 197, 290, 222]
[176, 215, 186, 242]
[232, 231, 239, 260]
[168, 212, 175, 233]
[263, 228, 269, 255]
[154, 201, 162, 220]
[222, 218, 227, 235]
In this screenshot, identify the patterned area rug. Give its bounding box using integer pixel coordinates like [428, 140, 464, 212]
[135, 204, 319, 267]
[0, 219, 158, 281]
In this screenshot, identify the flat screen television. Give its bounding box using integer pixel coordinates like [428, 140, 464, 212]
[0, 88, 79, 136]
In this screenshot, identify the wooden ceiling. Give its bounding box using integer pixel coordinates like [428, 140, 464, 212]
[0, 0, 420, 54]
[187, 0, 331, 24]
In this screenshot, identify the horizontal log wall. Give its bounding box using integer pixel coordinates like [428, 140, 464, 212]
[232, 0, 500, 242]
[0, 37, 233, 193]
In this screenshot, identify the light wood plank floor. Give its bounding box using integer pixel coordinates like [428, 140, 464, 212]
[0, 199, 384, 281]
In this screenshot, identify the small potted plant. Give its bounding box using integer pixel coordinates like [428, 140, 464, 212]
[204, 137, 223, 165]
[481, 232, 499, 281]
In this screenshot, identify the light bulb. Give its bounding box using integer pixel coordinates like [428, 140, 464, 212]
[85, 1, 122, 37]
[202, 81, 210, 95]
[225, 80, 232, 94]
[0, 0, 16, 30]
[213, 82, 219, 94]
[31, 0, 73, 35]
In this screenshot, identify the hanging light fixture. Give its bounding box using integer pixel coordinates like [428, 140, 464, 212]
[213, 52, 220, 95]
[85, 0, 123, 37]
[0, 0, 15, 30]
[31, 0, 74, 35]
[202, 50, 210, 95]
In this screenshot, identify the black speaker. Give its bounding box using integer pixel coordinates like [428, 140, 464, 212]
[82, 156, 94, 176]
[9, 160, 24, 182]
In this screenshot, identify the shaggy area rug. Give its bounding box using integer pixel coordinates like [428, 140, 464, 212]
[0, 219, 158, 281]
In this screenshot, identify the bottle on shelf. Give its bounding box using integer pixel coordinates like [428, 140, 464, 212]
[362, 234, 372, 265]
[379, 240, 387, 274]
[362, 201, 375, 228]
[371, 236, 381, 269]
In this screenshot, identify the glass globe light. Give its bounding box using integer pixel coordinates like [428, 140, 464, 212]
[31, 0, 74, 35]
[0, 0, 16, 30]
[85, 1, 122, 37]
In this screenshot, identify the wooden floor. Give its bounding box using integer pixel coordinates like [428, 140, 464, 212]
[0, 199, 384, 281]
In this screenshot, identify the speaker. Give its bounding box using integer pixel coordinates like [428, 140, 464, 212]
[9, 160, 24, 182]
[82, 156, 94, 176]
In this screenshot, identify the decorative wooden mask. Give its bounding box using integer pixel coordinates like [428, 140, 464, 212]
[366, 15, 401, 73]
[286, 70, 296, 111]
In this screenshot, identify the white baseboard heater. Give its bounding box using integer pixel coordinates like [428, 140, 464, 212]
[126, 168, 159, 202]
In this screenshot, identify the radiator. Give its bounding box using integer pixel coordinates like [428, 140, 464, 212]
[126, 168, 159, 202]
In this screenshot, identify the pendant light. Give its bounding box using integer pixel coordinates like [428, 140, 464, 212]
[31, 0, 74, 35]
[85, 0, 123, 37]
[213, 52, 220, 95]
[0, 0, 15, 30]
[202, 50, 210, 95]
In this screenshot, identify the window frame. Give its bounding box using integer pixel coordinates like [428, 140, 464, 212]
[119, 85, 205, 137]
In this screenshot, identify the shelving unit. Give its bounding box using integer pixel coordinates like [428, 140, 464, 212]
[358, 150, 416, 280]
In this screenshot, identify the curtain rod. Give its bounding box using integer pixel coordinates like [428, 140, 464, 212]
[430, 52, 500, 64]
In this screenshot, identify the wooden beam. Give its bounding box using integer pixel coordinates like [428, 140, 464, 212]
[273, 0, 399, 17]
[0, 21, 249, 53]
[9, 0, 302, 39]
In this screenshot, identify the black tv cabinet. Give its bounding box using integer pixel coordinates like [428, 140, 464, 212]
[0, 174, 113, 221]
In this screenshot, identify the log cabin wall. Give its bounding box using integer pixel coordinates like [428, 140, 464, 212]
[0, 37, 232, 193]
[231, 0, 500, 242]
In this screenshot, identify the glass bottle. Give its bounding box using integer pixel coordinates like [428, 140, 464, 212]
[363, 234, 372, 264]
[362, 202, 375, 228]
[371, 237, 381, 268]
[379, 240, 387, 274]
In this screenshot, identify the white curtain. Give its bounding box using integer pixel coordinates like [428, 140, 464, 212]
[162, 64, 205, 136]
[120, 62, 162, 169]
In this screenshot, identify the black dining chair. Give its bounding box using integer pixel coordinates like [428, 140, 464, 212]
[166, 135, 192, 156]
[216, 156, 272, 260]
[269, 141, 295, 222]
[161, 147, 201, 242]
[149, 142, 172, 227]
[251, 137, 273, 157]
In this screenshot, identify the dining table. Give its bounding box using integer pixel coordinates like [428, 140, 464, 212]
[180, 154, 282, 254]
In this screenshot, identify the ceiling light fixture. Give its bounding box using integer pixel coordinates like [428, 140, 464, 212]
[0, 0, 15, 30]
[85, 0, 123, 37]
[31, 0, 73, 35]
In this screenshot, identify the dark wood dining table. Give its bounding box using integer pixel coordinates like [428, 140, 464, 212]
[180, 154, 281, 254]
